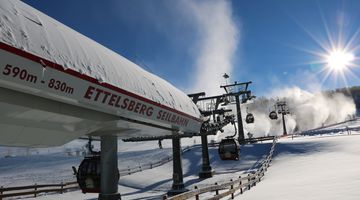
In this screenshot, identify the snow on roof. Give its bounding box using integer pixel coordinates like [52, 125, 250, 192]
[0, 0, 201, 118]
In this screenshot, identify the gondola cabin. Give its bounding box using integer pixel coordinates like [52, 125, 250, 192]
[269, 111, 278, 120]
[75, 155, 101, 193]
[245, 113, 255, 124]
[218, 138, 240, 160]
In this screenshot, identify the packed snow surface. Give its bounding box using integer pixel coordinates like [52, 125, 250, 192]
[239, 133, 360, 200]
[0, 0, 200, 118]
[2, 121, 360, 199]
[0, 136, 271, 199]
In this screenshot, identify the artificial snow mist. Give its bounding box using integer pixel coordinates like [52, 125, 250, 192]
[184, 0, 240, 96]
[241, 87, 356, 137]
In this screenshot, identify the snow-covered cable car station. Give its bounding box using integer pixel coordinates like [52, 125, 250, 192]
[0, 1, 266, 199]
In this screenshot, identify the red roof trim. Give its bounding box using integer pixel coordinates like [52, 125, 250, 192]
[0, 42, 203, 123]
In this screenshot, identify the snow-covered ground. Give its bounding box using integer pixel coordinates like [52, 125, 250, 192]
[240, 133, 360, 200]
[0, 136, 270, 199]
[2, 119, 360, 199]
[0, 139, 176, 187]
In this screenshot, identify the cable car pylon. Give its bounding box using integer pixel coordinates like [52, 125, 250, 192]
[220, 80, 255, 143]
[269, 100, 290, 136]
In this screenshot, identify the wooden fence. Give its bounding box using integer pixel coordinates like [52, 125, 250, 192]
[0, 145, 195, 199]
[0, 138, 276, 199]
[0, 181, 78, 200]
[164, 138, 277, 200]
[119, 145, 196, 176]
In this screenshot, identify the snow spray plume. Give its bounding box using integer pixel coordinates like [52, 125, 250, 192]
[244, 87, 356, 137]
[184, 0, 239, 96]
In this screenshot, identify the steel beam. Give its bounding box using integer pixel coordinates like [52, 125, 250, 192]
[235, 95, 245, 143]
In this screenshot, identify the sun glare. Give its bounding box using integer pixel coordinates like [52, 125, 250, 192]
[291, 8, 360, 88]
[326, 50, 354, 71]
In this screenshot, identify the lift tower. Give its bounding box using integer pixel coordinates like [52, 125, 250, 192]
[275, 100, 290, 136]
[188, 92, 232, 178]
[220, 81, 254, 143]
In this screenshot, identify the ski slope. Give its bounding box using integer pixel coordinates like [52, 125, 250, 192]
[1, 120, 360, 199]
[0, 136, 271, 199]
[239, 133, 360, 200]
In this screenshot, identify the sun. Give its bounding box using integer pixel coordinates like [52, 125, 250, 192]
[326, 49, 354, 71]
[318, 47, 357, 87]
[289, 7, 360, 89]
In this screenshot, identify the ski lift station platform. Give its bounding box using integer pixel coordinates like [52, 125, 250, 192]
[0, 0, 203, 147]
[0, 1, 204, 199]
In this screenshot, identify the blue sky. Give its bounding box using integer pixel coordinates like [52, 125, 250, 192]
[23, 0, 360, 96]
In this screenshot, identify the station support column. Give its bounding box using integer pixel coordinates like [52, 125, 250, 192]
[199, 133, 214, 178]
[168, 132, 188, 196]
[99, 135, 121, 200]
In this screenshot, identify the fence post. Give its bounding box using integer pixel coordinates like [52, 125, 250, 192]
[195, 186, 199, 200]
[61, 182, 64, 194]
[34, 183, 37, 197]
[128, 166, 131, 175]
[240, 180, 243, 194]
[247, 174, 251, 190]
[1, 186, 3, 200]
[239, 176, 243, 194]
[230, 179, 234, 199]
[265, 163, 268, 172]
[215, 182, 219, 195]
